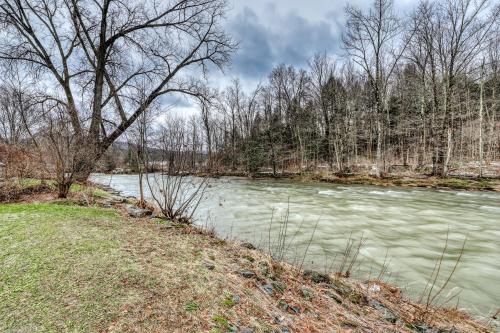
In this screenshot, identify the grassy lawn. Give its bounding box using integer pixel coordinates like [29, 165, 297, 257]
[0, 203, 136, 332]
[0, 202, 242, 332]
[0, 200, 493, 333]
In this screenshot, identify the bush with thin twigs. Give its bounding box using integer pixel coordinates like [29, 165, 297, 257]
[418, 230, 467, 318]
[145, 120, 209, 224]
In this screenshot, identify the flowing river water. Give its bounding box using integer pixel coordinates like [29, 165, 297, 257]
[91, 174, 500, 316]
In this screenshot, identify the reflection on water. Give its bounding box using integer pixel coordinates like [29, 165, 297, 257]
[91, 173, 500, 315]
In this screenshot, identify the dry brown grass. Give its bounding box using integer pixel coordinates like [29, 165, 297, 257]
[0, 182, 53, 203]
[101, 208, 494, 333]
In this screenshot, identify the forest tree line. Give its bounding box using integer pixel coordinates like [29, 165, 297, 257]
[0, 0, 498, 199]
[177, 0, 499, 177]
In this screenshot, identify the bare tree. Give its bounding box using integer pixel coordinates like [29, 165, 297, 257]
[309, 52, 334, 169]
[36, 100, 81, 197]
[485, 33, 499, 163]
[128, 90, 158, 207]
[343, 0, 412, 177]
[414, 0, 500, 175]
[0, 0, 236, 183]
[146, 118, 208, 223]
[0, 64, 38, 145]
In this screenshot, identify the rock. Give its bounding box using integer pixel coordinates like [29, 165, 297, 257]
[277, 300, 300, 315]
[204, 261, 215, 270]
[413, 324, 440, 333]
[125, 204, 152, 218]
[303, 270, 331, 284]
[278, 300, 288, 311]
[261, 284, 274, 295]
[325, 290, 343, 304]
[368, 299, 382, 309]
[101, 202, 112, 208]
[271, 281, 286, 293]
[109, 196, 126, 203]
[383, 310, 399, 324]
[369, 300, 398, 323]
[300, 287, 314, 301]
[445, 329, 459, 333]
[232, 295, 241, 304]
[347, 290, 367, 305]
[258, 261, 270, 276]
[414, 325, 458, 333]
[368, 284, 381, 293]
[241, 242, 256, 250]
[238, 269, 256, 278]
[328, 280, 352, 296]
[242, 254, 255, 262]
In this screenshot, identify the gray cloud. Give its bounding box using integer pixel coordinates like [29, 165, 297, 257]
[229, 8, 275, 78]
[228, 6, 342, 79]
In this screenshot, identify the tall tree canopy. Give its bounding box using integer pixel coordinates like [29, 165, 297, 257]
[0, 0, 235, 180]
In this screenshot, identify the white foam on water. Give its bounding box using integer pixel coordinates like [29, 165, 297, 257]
[480, 205, 500, 213]
[318, 190, 338, 196]
[368, 190, 407, 197]
[456, 192, 474, 196]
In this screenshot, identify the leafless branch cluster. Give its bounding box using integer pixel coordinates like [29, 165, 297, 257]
[0, 0, 235, 195]
[145, 117, 208, 223]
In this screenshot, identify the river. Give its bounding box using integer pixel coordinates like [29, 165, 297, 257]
[91, 173, 500, 316]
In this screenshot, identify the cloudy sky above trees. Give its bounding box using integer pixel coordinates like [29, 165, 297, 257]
[171, 0, 418, 114]
[226, 0, 416, 82]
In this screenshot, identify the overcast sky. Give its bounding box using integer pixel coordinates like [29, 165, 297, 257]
[223, 0, 417, 84]
[170, 0, 418, 115]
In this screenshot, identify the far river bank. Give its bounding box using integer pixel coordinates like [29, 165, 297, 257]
[104, 169, 500, 191]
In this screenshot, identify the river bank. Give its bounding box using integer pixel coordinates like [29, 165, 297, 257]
[92, 173, 500, 316]
[107, 169, 500, 192]
[255, 172, 499, 191]
[0, 180, 497, 332]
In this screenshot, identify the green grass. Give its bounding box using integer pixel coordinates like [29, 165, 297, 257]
[185, 300, 199, 312]
[69, 183, 111, 198]
[0, 202, 240, 332]
[17, 178, 46, 187]
[0, 203, 134, 332]
[212, 314, 231, 330]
